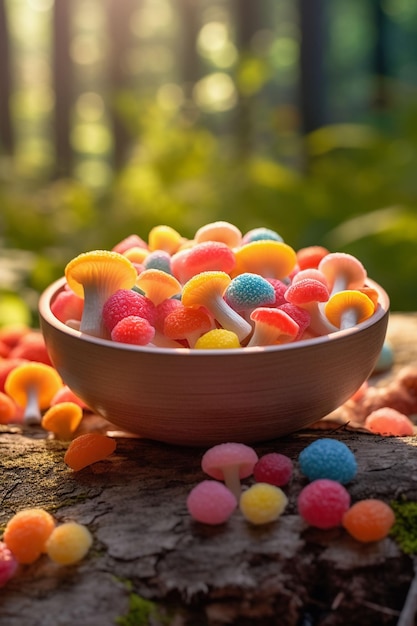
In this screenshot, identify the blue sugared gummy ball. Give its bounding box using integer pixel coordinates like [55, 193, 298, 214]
[298, 438, 357, 484]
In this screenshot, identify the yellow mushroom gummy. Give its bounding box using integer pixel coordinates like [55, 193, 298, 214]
[182, 271, 252, 343]
[65, 250, 138, 338]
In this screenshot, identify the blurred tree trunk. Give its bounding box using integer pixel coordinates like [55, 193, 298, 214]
[372, 0, 391, 110]
[52, 0, 73, 177]
[298, 0, 328, 135]
[176, 0, 201, 105]
[106, 0, 137, 169]
[0, 0, 13, 155]
[233, 0, 261, 157]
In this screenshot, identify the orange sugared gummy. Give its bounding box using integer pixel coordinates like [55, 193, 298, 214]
[0, 392, 19, 424]
[64, 432, 116, 471]
[3, 508, 56, 564]
[342, 499, 395, 543]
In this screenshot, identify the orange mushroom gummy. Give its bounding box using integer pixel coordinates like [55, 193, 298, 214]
[41, 401, 83, 440]
[181, 271, 252, 343]
[65, 250, 138, 338]
[324, 289, 375, 330]
[5, 362, 63, 425]
[136, 268, 182, 306]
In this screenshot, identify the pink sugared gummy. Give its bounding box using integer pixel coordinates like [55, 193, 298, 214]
[112, 234, 148, 254]
[153, 298, 183, 332]
[365, 407, 415, 436]
[173, 241, 236, 284]
[51, 288, 84, 324]
[278, 303, 311, 340]
[297, 479, 351, 529]
[0, 541, 18, 587]
[265, 278, 288, 306]
[110, 315, 155, 345]
[102, 289, 156, 332]
[253, 452, 293, 487]
[187, 480, 237, 525]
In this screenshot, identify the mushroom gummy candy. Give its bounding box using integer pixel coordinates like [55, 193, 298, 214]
[298, 438, 357, 484]
[187, 480, 238, 525]
[59, 222, 383, 350]
[41, 401, 83, 440]
[4, 361, 63, 425]
[201, 442, 258, 500]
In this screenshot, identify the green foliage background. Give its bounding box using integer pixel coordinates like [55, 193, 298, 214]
[1, 97, 417, 323]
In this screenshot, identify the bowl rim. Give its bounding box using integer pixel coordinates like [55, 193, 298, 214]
[39, 276, 390, 357]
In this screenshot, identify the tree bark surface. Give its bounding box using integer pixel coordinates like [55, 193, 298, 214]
[1, 313, 417, 626]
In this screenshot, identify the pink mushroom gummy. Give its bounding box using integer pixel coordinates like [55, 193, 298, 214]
[201, 442, 259, 500]
[318, 252, 367, 296]
[187, 480, 238, 525]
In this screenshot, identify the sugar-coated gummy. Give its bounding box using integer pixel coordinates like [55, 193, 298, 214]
[64, 433, 117, 471]
[46, 522, 93, 564]
[297, 479, 351, 529]
[253, 453, 293, 487]
[3, 508, 56, 564]
[0, 542, 18, 586]
[240, 483, 288, 525]
[364, 407, 414, 437]
[342, 499, 396, 542]
[298, 438, 357, 484]
[187, 480, 237, 525]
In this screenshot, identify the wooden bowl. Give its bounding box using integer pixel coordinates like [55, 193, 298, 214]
[39, 277, 389, 446]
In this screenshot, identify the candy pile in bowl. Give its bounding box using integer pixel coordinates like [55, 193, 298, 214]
[39, 221, 390, 445]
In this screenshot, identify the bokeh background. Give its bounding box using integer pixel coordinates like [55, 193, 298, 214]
[1, 0, 417, 325]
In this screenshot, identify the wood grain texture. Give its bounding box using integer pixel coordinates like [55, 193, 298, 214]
[0, 313, 416, 626]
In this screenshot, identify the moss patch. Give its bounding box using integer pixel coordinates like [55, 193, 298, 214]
[116, 592, 170, 626]
[390, 499, 417, 554]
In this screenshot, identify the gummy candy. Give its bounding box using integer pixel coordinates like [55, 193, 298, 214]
[187, 480, 237, 525]
[297, 479, 351, 529]
[342, 499, 395, 542]
[240, 482, 288, 525]
[46, 522, 93, 564]
[253, 452, 293, 487]
[64, 433, 116, 471]
[3, 508, 56, 564]
[298, 438, 357, 484]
